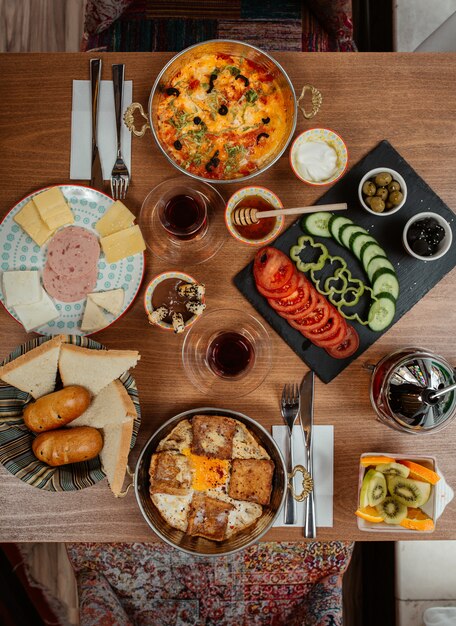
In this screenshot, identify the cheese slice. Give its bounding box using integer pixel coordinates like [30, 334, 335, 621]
[13, 199, 55, 246]
[33, 187, 74, 231]
[2, 270, 42, 307]
[95, 201, 135, 237]
[100, 225, 146, 264]
[14, 288, 59, 332]
[81, 298, 108, 332]
[88, 288, 125, 316]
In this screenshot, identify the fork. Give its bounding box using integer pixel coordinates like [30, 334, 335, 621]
[280, 383, 300, 524]
[110, 64, 130, 200]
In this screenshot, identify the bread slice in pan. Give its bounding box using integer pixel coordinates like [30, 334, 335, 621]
[70, 380, 135, 428]
[0, 334, 66, 399]
[191, 415, 236, 460]
[228, 459, 275, 505]
[100, 418, 134, 497]
[187, 492, 234, 541]
[58, 344, 140, 395]
[149, 452, 192, 495]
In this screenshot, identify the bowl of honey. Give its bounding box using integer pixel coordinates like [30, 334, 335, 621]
[225, 186, 284, 246]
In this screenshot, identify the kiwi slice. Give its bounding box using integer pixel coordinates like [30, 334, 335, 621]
[360, 469, 387, 508]
[376, 462, 410, 478]
[376, 497, 408, 524]
[387, 476, 431, 508]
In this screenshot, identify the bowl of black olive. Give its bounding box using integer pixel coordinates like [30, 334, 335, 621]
[358, 167, 407, 216]
[403, 212, 452, 261]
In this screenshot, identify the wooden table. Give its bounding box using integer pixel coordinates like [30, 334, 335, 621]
[0, 52, 455, 542]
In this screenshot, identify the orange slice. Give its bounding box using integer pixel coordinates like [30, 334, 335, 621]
[360, 455, 396, 467]
[399, 508, 435, 531]
[355, 506, 384, 523]
[398, 460, 440, 485]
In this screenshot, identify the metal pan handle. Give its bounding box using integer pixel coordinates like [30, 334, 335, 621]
[288, 464, 313, 502]
[297, 84, 322, 120]
[123, 102, 151, 138]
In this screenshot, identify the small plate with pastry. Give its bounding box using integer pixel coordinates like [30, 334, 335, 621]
[0, 185, 146, 335]
[0, 334, 141, 494]
[134, 407, 304, 556]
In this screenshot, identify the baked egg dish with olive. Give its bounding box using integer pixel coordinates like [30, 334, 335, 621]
[156, 52, 291, 180]
[149, 415, 275, 541]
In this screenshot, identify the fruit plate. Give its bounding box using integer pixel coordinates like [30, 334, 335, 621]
[0, 335, 141, 491]
[0, 185, 145, 335]
[234, 140, 456, 383]
[357, 452, 454, 534]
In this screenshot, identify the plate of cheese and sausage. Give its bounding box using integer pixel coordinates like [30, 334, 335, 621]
[0, 185, 146, 335]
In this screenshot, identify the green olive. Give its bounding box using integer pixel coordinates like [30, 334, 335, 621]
[386, 201, 393, 210]
[389, 190, 404, 206]
[375, 172, 392, 187]
[362, 181, 376, 197]
[388, 180, 401, 192]
[376, 187, 388, 201]
[370, 196, 385, 213]
[364, 196, 373, 207]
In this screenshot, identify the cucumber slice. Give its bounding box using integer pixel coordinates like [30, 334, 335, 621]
[372, 271, 400, 299]
[368, 293, 396, 331]
[351, 234, 378, 260]
[367, 256, 396, 283]
[339, 224, 368, 249]
[329, 215, 353, 244]
[302, 212, 333, 238]
[340, 224, 369, 250]
[361, 242, 387, 269]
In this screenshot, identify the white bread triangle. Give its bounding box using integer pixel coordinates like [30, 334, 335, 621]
[70, 380, 136, 428]
[88, 289, 124, 316]
[0, 335, 66, 398]
[58, 344, 140, 395]
[80, 298, 108, 333]
[100, 418, 134, 496]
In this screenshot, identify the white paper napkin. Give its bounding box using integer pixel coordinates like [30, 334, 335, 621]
[70, 80, 133, 181]
[272, 424, 334, 527]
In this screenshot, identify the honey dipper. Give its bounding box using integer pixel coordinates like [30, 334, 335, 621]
[231, 202, 347, 227]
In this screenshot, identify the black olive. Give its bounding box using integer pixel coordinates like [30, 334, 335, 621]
[205, 152, 220, 172]
[213, 150, 219, 158]
[193, 116, 202, 125]
[256, 132, 270, 144]
[210, 73, 218, 82]
[166, 87, 180, 97]
[212, 157, 220, 167]
[174, 140, 182, 150]
[407, 223, 426, 243]
[262, 117, 270, 124]
[218, 104, 228, 116]
[412, 238, 433, 256]
[236, 74, 249, 87]
[207, 73, 218, 93]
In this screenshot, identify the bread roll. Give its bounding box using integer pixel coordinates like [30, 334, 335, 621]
[32, 426, 103, 467]
[23, 385, 91, 433]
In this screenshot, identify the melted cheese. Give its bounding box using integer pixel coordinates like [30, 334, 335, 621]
[156, 53, 289, 180]
[182, 447, 230, 491]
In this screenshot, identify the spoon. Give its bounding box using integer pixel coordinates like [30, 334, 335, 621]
[231, 202, 347, 227]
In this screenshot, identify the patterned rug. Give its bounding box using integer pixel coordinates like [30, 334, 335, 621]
[67, 541, 354, 625]
[82, 0, 357, 52]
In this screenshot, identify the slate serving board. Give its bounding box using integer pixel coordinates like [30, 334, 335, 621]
[234, 140, 456, 384]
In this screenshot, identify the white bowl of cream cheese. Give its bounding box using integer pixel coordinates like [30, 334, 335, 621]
[289, 128, 348, 186]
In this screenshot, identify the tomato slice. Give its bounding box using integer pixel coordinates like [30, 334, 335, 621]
[306, 313, 344, 343]
[268, 276, 310, 314]
[287, 296, 330, 332]
[254, 247, 293, 291]
[283, 288, 319, 320]
[256, 272, 299, 299]
[311, 319, 348, 348]
[326, 326, 360, 359]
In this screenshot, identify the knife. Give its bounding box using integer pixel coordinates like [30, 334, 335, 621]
[300, 370, 317, 538]
[90, 58, 103, 189]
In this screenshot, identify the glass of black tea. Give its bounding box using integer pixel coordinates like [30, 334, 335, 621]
[159, 191, 208, 240]
[182, 308, 272, 397]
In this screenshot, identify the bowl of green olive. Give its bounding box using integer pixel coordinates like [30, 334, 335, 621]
[358, 167, 407, 216]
